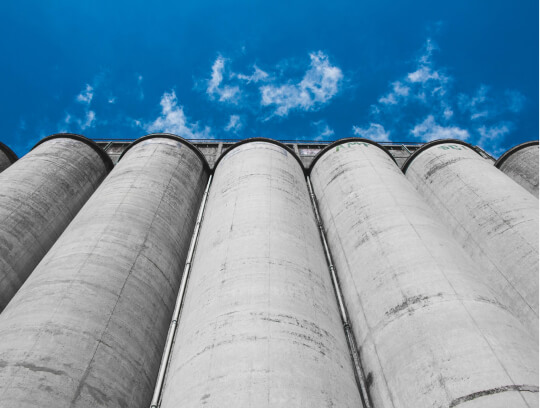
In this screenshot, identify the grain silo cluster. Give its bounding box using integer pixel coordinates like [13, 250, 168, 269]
[0, 133, 537, 408]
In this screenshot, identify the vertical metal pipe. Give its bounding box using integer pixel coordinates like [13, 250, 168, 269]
[307, 175, 372, 408]
[150, 174, 213, 408]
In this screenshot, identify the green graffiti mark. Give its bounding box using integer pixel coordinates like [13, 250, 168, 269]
[336, 142, 371, 152]
[439, 144, 464, 151]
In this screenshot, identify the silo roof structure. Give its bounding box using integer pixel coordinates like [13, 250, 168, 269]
[494, 140, 539, 198]
[0, 141, 17, 173]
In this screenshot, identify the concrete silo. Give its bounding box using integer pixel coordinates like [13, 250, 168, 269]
[0, 133, 112, 310]
[403, 140, 539, 338]
[0, 134, 209, 408]
[158, 139, 363, 408]
[495, 141, 539, 198]
[309, 139, 538, 408]
[0, 141, 17, 172]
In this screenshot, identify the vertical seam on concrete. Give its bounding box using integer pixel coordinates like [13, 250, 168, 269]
[306, 176, 372, 408]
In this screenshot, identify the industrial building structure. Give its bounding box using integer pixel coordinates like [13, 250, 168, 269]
[0, 133, 537, 408]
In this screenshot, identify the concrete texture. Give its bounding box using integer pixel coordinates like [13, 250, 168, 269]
[0, 142, 17, 173]
[160, 140, 362, 408]
[404, 141, 539, 338]
[310, 140, 538, 408]
[0, 134, 111, 311]
[495, 141, 539, 198]
[0, 136, 209, 408]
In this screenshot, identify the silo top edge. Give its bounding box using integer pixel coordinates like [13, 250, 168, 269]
[0, 141, 18, 164]
[308, 137, 397, 174]
[401, 139, 480, 174]
[118, 133, 211, 172]
[213, 137, 304, 173]
[494, 140, 539, 169]
[32, 133, 114, 171]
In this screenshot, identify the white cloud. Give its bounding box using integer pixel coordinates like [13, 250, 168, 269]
[260, 51, 343, 116]
[477, 123, 512, 155]
[458, 85, 489, 120]
[108, 96, 116, 104]
[76, 84, 94, 105]
[312, 120, 334, 140]
[63, 109, 96, 131]
[352, 123, 391, 142]
[236, 65, 269, 83]
[206, 56, 241, 104]
[410, 115, 469, 141]
[224, 115, 242, 133]
[379, 81, 410, 105]
[143, 90, 211, 139]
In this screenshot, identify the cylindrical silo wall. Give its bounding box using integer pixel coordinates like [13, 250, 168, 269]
[0, 135, 111, 310]
[310, 141, 538, 408]
[0, 142, 17, 172]
[0, 137, 209, 408]
[496, 142, 539, 198]
[160, 141, 362, 408]
[405, 142, 539, 337]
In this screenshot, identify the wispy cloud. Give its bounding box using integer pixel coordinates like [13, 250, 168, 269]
[312, 120, 334, 140]
[137, 74, 144, 100]
[75, 84, 94, 105]
[206, 56, 241, 104]
[143, 90, 211, 139]
[352, 123, 391, 142]
[410, 115, 469, 141]
[200, 51, 343, 120]
[351, 36, 525, 154]
[260, 51, 343, 117]
[224, 114, 242, 133]
[236, 65, 269, 83]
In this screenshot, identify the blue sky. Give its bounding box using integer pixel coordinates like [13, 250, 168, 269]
[0, 0, 537, 157]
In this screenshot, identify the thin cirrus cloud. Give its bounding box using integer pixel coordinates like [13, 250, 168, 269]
[224, 114, 243, 133]
[143, 90, 211, 139]
[206, 56, 242, 104]
[352, 37, 525, 155]
[60, 83, 97, 132]
[203, 51, 343, 118]
[352, 123, 391, 143]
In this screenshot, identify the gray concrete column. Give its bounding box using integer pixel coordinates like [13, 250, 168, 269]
[403, 140, 538, 337]
[495, 141, 539, 198]
[0, 134, 112, 310]
[310, 139, 538, 408]
[0, 135, 209, 408]
[0, 142, 17, 173]
[159, 139, 362, 408]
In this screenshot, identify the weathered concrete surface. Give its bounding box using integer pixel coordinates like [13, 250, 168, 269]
[404, 141, 539, 338]
[310, 140, 538, 408]
[0, 136, 209, 408]
[495, 141, 539, 198]
[0, 134, 111, 310]
[160, 140, 362, 408]
[0, 142, 17, 173]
